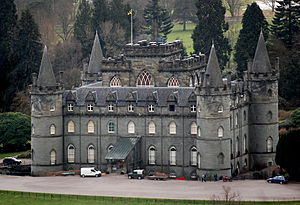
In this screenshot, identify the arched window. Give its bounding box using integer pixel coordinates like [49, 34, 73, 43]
[110, 76, 122, 87]
[191, 122, 197, 135]
[68, 121, 74, 133]
[197, 153, 201, 169]
[169, 122, 176, 134]
[168, 76, 180, 87]
[218, 153, 224, 164]
[149, 146, 156, 165]
[136, 70, 154, 87]
[169, 146, 176, 165]
[50, 150, 56, 165]
[107, 144, 114, 152]
[236, 137, 239, 155]
[218, 105, 223, 113]
[218, 126, 224, 138]
[267, 137, 273, 152]
[68, 145, 75, 163]
[88, 145, 95, 163]
[128, 121, 135, 134]
[108, 122, 115, 133]
[191, 147, 197, 166]
[235, 113, 238, 127]
[50, 124, 55, 135]
[148, 121, 156, 134]
[198, 127, 201, 137]
[88, 121, 94, 133]
[243, 134, 247, 154]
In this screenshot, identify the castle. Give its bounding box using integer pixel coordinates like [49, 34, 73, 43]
[30, 32, 279, 178]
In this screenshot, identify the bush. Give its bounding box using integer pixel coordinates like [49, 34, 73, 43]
[290, 108, 300, 127]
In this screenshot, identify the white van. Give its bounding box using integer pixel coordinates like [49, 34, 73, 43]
[80, 167, 101, 177]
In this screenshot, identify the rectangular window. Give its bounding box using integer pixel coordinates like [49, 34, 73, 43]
[190, 105, 196, 112]
[191, 152, 197, 166]
[148, 104, 154, 112]
[128, 104, 134, 112]
[169, 105, 175, 112]
[87, 104, 93, 112]
[108, 104, 114, 112]
[108, 122, 115, 133]
[68, 103, 74, 111]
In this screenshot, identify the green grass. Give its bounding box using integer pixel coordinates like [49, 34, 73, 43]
[167, 23, 196, 55]
[0, 191, 300, 205]
[0, 151, 28, 159]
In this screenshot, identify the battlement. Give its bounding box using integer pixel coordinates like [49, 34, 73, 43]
[159, 54, 206, 71]
[101, 55, 131, 71]
[124, 40, 183, 58]
[248, 71, 279, 81]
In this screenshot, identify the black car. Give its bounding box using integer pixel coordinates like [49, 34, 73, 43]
[3, 157, 22, 166]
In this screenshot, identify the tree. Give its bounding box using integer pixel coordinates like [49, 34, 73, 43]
[172, 0, 196, 31]
[92, 0, 109, 32]
[74, 0, 93, 60]
[271, 0, 300, 47]
[13, 9, 42, 92]
[224, 0, 244, 17]
[192, 0, 231, 69]
[143, 0, 174, 41]
[0, 112, 31, 152]
[276, 129, 300, 180]
[234, 2, 269, 77]
[0, 0, 18, 112]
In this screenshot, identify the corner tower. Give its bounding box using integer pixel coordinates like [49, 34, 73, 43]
[195, 44, 232, 177]
[31, 46, 64, 176]
[248, 31, 279, 169]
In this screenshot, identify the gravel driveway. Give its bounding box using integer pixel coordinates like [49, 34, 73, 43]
[0, 174, 299, 201]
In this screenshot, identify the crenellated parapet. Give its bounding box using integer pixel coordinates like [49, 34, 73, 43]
[101, 55, 132, 72]
[158, 54, 206, 72]
[124, 40, 183, 58]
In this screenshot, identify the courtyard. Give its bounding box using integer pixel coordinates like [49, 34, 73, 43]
[0, 174, 299, 201]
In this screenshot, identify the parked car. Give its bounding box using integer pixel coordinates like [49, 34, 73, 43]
[147, 172, 168, 180]
[267, 176, 287, 184]
[169, 172, 177, 179]
[80, 167, 101, 177]
[3, 157, 22, 166]
[128, 169, 145, 179]
[223, 176, 232, 182]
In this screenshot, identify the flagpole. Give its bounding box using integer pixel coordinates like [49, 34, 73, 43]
[130, 9, 133, 44]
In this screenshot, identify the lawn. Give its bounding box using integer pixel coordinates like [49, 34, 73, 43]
[0, 151, 28, 159]
[0, 191, 300, 205]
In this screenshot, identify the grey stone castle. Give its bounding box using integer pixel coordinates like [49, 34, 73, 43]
[30, 31, 279, 178]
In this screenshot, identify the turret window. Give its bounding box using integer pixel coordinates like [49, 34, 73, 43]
[50, 124, 56, 135]
[88, 145, 95, 163]
[88, 121, 94, 133]
[267, 137, 273, 152]
[218, 126, 224, 138]
[108, 104, 114, 112]
[149, 146, 156, 165]
[191, 122, 197, 135]
[190, 105, 196, 112]
[191, 147, 197, 166]
[50, 150, 56, 165]
[87, 104, 93, 112]
[68, 103, 74, 111]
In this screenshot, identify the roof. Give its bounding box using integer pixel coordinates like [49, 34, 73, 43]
[64, 86, 195, 107]
[203, 44, 223, 88]
[88, 32, 103, 74]
[105, 137, 140, 160]
[252, 31, 271, 73]
[37, 46, 56, 87]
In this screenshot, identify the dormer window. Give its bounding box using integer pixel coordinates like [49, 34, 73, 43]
[87, 104, 93, 112]
[148, 104, 154, 112]
[68, 103, 74, 112]
[108, 104, 114, 112]
[50, 104, 55, 112]
[190, 105, 196, 112]
[218, 105, 223, 113]
[169, 105, 175, 112]
[128, 104, 134, 112]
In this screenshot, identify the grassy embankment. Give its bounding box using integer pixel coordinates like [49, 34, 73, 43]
[0, 191, 300, 205]
[0, 151, 30, 159]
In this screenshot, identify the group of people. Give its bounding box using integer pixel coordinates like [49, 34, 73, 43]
[201, 174, 218, 182]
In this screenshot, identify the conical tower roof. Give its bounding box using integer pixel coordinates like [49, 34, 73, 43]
[203, 44, 223, 88]
[37, 46, 56, 87]
[88, 31, 103, 74]
[252, 31, 271, 73]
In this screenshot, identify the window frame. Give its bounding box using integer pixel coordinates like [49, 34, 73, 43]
[88, 145, 95, 164]
[128, 121, 135, 134]
[169, 122, 176, 135]
[50, 150, 56, 165]
[190, 147, 197, 166]
[87, 104, 93, 112]
[67, 145, 75, 163]
[67, 103, 74, 112]
[87, 121, 94, 133]
[108, 104, 114, 112]
[169, 146, 176, 165]
[190, 122, 197, 135]
[148, 104, 154, 112]
[108, 121, 115, 133]
[190, 104, 196, 113]
[148, 121, 156, 134]
[50, 124, 56, 135]
[148, 146, 156, 165]
[128, 104, 134, 112]
[68, 121, 75, 133]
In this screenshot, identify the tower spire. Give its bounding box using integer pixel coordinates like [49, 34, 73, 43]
[37, 45, 56, 87]
[252, 30, 271, 73]
[203, 44, 223, 88]
[88, 31, 103, 74]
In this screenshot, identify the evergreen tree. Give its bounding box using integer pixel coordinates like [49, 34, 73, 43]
[143, 0, 174, 41]
[92, 0, 109, 32]
[0, 0, 17, 112]
[271, 0, 300, 47]
[192, 0, 231, 69]
[234, 2, 268, 77]
[13, 9, 42, 91]
[74, 0, 93, 60]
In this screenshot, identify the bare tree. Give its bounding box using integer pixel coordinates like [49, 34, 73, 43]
[261, 0, 276, 12]
[211, 185, 240, 204]
[223, 0, 251, 17]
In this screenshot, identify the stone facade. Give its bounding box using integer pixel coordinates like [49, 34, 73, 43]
[31, 33, 279, 178]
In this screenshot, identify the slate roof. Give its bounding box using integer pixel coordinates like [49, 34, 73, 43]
[64, 85, 195, 107]
[88, 32, 103, 74]
[37, 46, 56, 87]
[105, 137, 140, 160]
[252, 31, 271, 73]
[203, 44, 223, 88]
